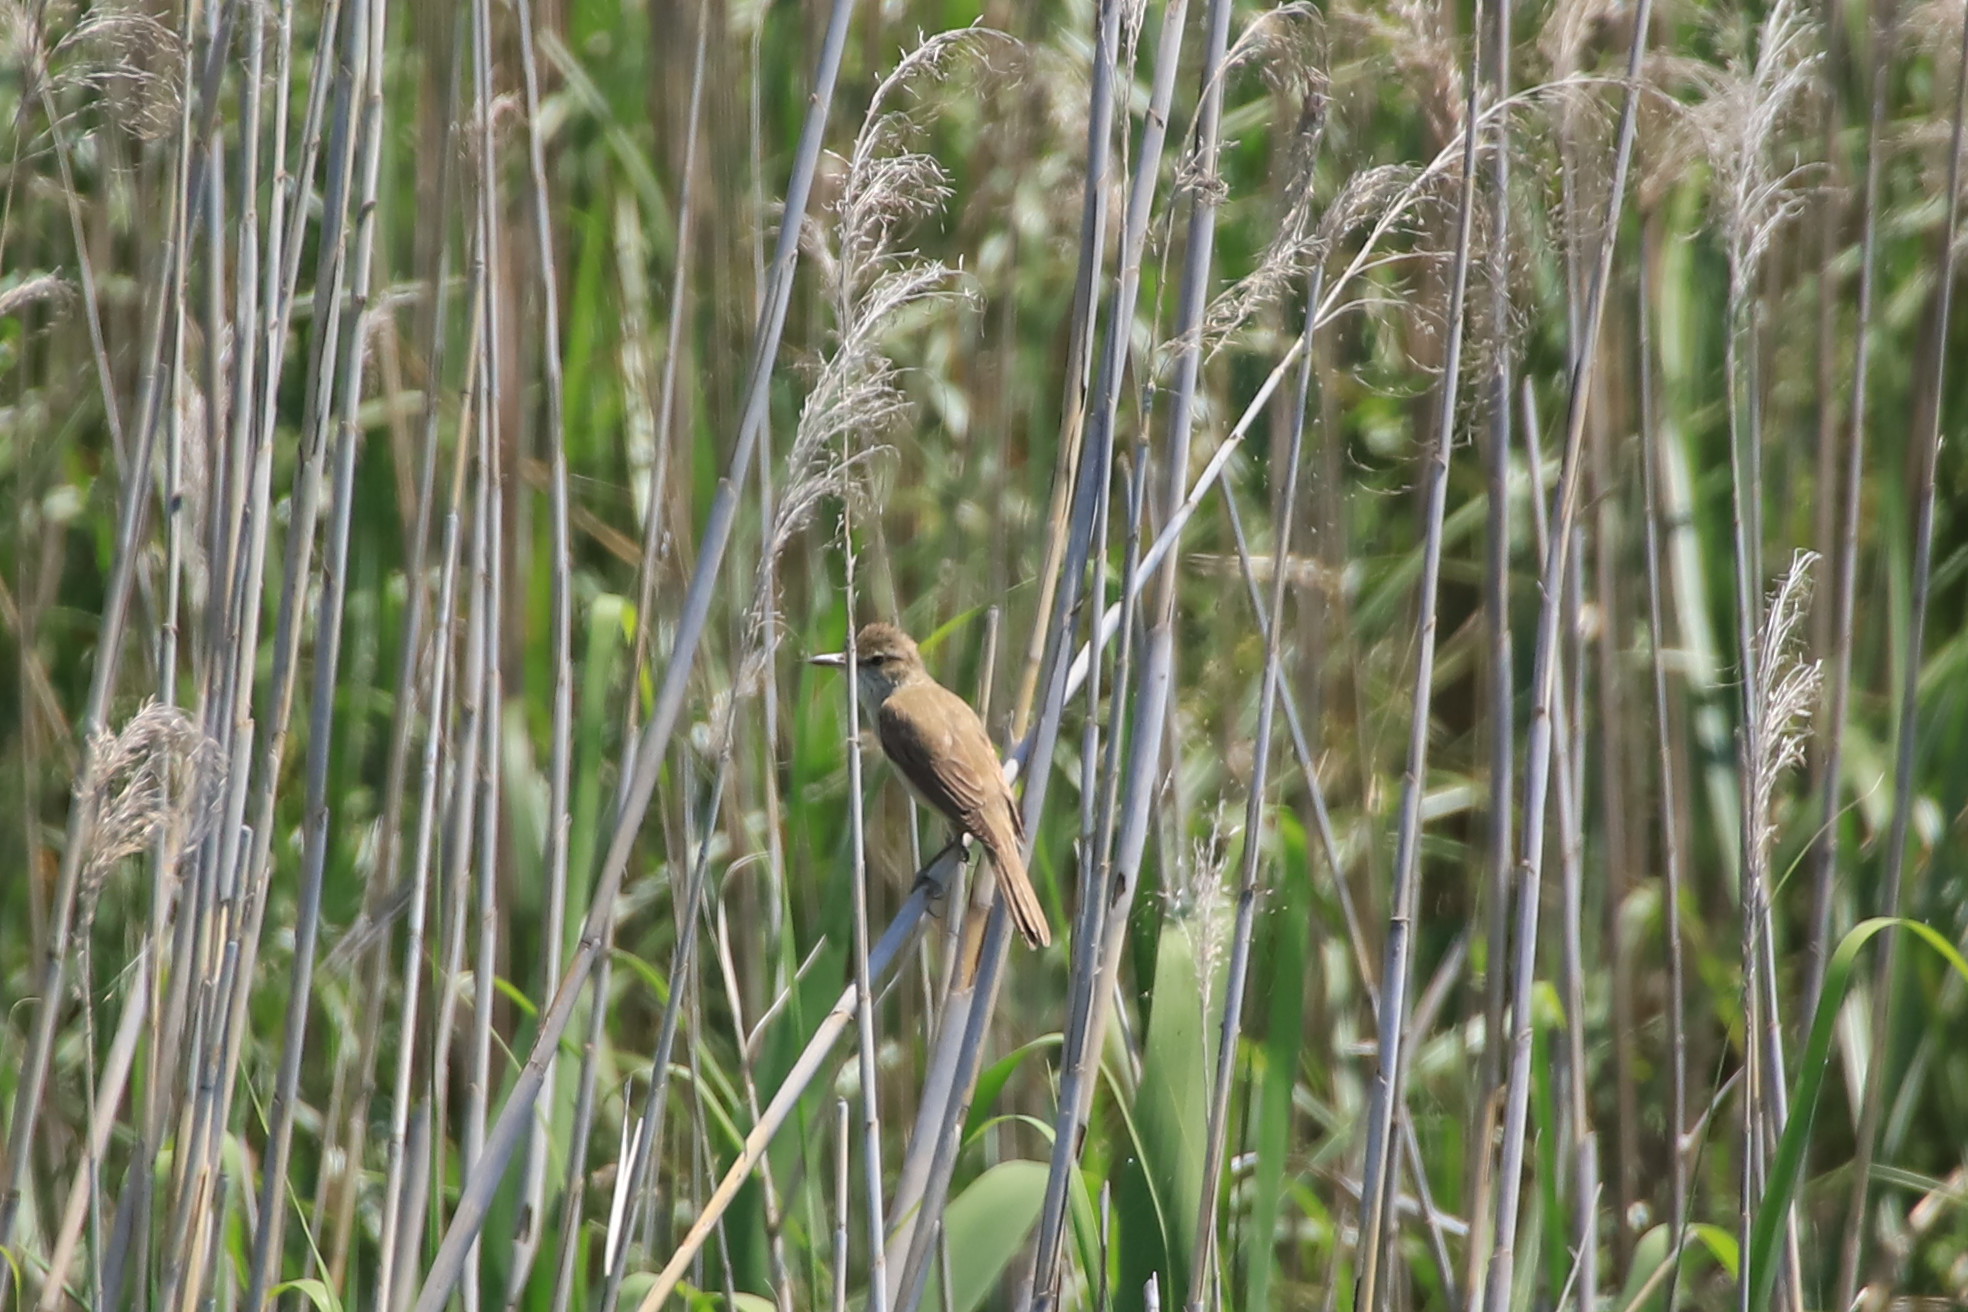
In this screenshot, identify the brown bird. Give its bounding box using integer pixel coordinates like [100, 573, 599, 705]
[811, 622, 1051, 948]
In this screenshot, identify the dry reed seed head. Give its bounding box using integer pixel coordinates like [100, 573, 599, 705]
[1223, 1, 1326, 103]
[76, 703, 226, 934]
[1335, 0, 1463, 148]
[835, 30, 1021, 302]
[1690, 0, 1822, 285]
[1196, 87, 1328, 347]
[1745, 551, 1823, 883]
[1632, 53, 1727, 211]
[1168, 808, 1238, 1010]
[24, 2, 186, 141]
[1541, 0, 1641, 77]
[748, 28, 1005, 653]
[1188, 80, 1330, 346]
[1905, 0, 1968, 61]
[1522, 83, 1628, 243]
[748, 99, 979, 654]
[0, 272, 77, 320]
[1015, 46, 1100, 188]
[1117, 0, 1150, 70]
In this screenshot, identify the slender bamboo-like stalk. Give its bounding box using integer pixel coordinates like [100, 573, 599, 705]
[1559, 538, 1598, 1312]
[1637, 253, 1693, 1312]
[1472, 0, 1515, 1286]
[1589, 230, 1638, 1294]
[241, 0, 390, 1297]
[430, 385, 492, 1311]
[463, 402, 505, 1312]
[1353, 1, 1486, 1301]
[1032, 14, 1131, 1262]
[1482, 2, 1652, 1304]
[1836, 10, 1967, 1305]
[217, 0, 268, 657]
[600, 763, 728, 1311]
[1009, 0, 1122, 742]
[1025, 453, 1146, 1312]
[835, 1098, 853, 1312]
[1801, 0, 1850, 1022]
[1808, 0, 1898, 1160]
[453, 12, 507, 1306]
[1146, 0, 1232, 627]
[887, 0, 1193, 1277]
[374, 378, 477, 1312]
[503, 0, 577, 1291]
[1518, 372, 1595, 1312]
[635, 857, 954, 1311]
[403, 6, 856, 1304]
[842, 502, 890, 1312]
[1184, 255, 1313, 1311]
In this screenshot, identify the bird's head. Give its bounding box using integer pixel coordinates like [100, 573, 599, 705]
[810, 621, 926, 708]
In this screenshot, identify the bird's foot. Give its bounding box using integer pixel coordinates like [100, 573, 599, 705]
[912, 837, 975, 924]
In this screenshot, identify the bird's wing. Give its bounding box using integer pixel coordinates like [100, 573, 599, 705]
[876, 682, 1016, 844]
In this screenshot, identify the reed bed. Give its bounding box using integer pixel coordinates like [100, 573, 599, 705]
[3, 0, 1968, 1309]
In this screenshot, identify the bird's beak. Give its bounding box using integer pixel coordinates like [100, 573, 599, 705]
[808, 651, 847, 669]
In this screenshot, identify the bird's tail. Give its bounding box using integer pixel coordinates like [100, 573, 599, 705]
[989, 845, 1052, 949]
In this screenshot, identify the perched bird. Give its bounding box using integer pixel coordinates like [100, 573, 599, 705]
[811, 622, 1051, 948]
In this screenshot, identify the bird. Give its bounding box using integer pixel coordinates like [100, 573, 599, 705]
[810, 622, 1051, 948]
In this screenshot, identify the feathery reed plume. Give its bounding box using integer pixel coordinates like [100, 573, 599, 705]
[745, 33, 1015, 676]
[1198, 6, 1327, 347]
[7, 0, 184, 145]
[1696, 0, 1822, 296]
[1167, 806, 1237, 1011]
[1340, 0, 1464, 148]
[1748, 551, 1822, 878]
[76, 701, 224, 892]
[0, 272, 76, 320]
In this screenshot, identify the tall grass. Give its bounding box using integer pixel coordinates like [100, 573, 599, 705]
[3, 0, 1968, 1310]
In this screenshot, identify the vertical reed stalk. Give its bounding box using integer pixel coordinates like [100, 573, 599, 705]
[1482, 3, 1652, 1304]
[1638, 250, 1693, 1312]
[1835, 9, 1967, 1304]
[1810, 15, 1898, 1264]
[888, 0, 1194, 1282]
[242, 0, 389, 1298]
[1183, 258, 1313, 1310]
[404, 5, 857, 1302]
[504, 0, 576, 1291]
[1353, 3, 1486, 1302]
[1472, 0, 1516, 1283]
[842, 504, 891, 1312]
